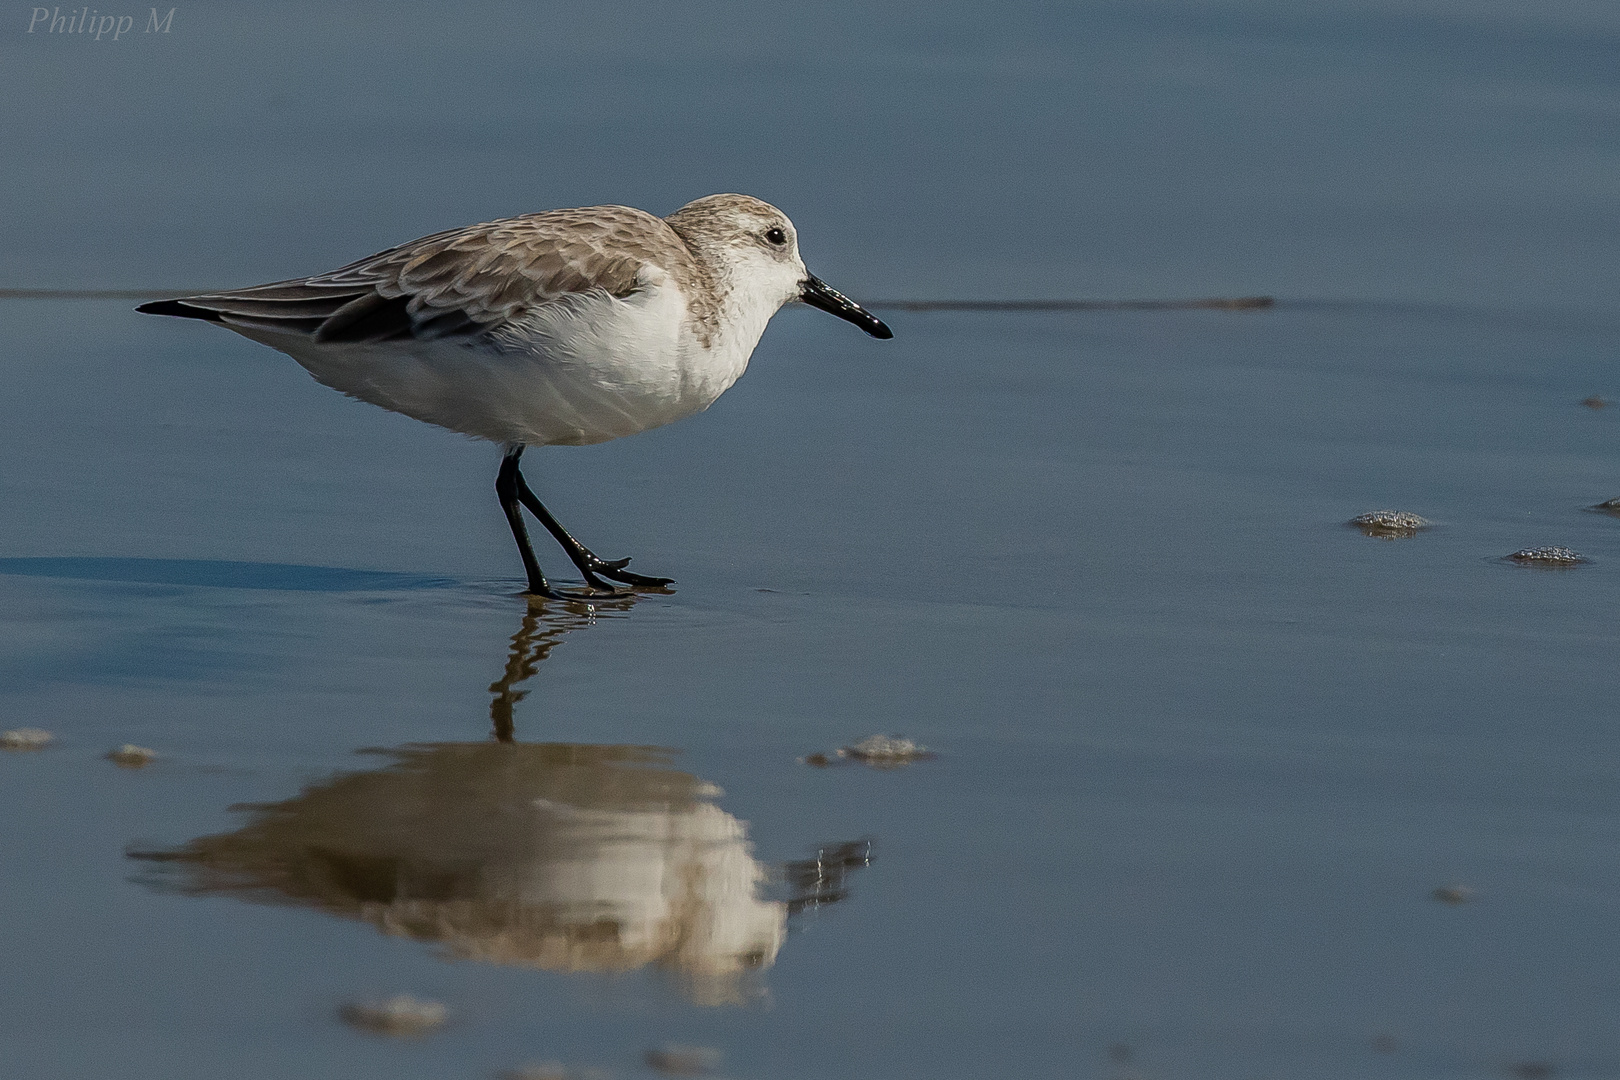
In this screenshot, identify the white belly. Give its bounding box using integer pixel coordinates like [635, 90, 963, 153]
[255, 279, 759, 447]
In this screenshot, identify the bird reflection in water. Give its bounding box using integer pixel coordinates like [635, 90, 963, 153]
[133, 598, 870, 1005]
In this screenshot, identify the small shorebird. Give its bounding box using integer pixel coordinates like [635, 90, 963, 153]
[138, 194, 892, 599]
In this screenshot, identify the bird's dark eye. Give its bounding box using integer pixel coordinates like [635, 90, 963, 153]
[764, 227, 787, 246]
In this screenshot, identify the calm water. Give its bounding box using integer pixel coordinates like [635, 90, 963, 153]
[4, 4, 1620, 1080]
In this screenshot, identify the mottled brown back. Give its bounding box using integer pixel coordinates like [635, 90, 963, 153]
[142, 205, 721, 345]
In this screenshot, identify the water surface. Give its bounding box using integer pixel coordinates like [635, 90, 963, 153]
[4, 4, 1620, 1079]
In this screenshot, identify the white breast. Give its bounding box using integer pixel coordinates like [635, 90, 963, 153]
[263, 270, 765, 447]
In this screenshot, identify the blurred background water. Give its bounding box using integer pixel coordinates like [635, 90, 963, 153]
[2, 3, 1618, 1079]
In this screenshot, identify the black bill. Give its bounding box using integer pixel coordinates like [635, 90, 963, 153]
[799, 275, 894, 339]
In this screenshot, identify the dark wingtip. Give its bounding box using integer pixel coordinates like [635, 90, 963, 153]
[136, 299, 222, 321]
[870, 321, 895, 340]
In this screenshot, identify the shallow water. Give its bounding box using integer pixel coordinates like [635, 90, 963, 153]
[5, 298, 1619, 1079]
[5, 4, 1620, 1079]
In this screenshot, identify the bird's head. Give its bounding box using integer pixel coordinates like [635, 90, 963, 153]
[665, 194, 892, 339]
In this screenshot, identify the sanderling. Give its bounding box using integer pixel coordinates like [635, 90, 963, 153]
[138, 194, 892, 599]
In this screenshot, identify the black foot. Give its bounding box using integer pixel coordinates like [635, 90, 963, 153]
[499, 446, 675, 594]
[597, 565, 675, 588]
[574, 553, 674, 589]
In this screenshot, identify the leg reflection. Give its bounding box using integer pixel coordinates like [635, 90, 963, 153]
[785, 839, 875, 916]
[127, 593, 880, 1007]
[488, 595, 635, 742]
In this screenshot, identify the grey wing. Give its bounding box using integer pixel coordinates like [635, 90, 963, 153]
[137, 207, 679, 345]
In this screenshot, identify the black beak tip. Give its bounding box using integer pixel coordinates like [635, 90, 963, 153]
[800, 275, 895, 341]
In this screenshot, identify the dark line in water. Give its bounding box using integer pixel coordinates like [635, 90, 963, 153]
[0, 288, 203, 300]
[865, 296, 1276, 312]
[0, 557, 457, 593]
[1, 287, 1277, 310]
[9, 290, 1615, 333]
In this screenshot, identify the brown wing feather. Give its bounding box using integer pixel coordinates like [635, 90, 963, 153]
[138, 206, 705, 345]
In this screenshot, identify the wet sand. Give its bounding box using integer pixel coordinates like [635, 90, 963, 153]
[5, 2, 1620, 1076]
[3, 299, 1619, 1078]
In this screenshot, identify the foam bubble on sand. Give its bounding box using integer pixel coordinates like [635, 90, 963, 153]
[501, 1066, 570, 1080]
[644, 1045, 722, 1077]
[1, 728, 53, 751]
[338, 994, 448, 1036]
[1350, 510, 1429, 537]
[499, 1065, 613, 1080]
[841, 735, 931, 765]
[1507, 547, 1584, 565]
[803, 734, 935, 768]
[107, 744, 156, 768]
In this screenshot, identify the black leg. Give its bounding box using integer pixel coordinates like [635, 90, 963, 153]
[512, 459, 674, 590]
[496, 447, 614, 600]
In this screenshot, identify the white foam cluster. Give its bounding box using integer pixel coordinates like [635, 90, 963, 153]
[1508, 546, 1584, 564]
[0, 728, 53, 751]
[840, 734, 929, 764]
[338, 994, 448, 1036]
[108, 744, 156, 768]
[1350, 510, 1429, 533]
[644, 1044, 723, 1077]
